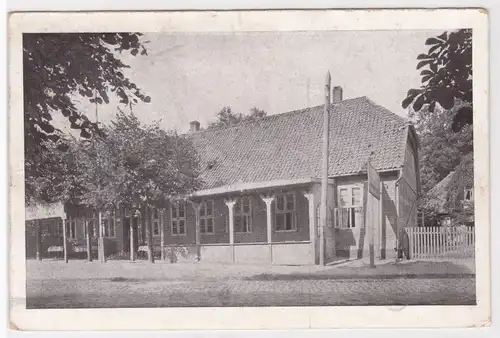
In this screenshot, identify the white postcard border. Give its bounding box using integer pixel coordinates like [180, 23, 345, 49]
[8, 9, 490, 330]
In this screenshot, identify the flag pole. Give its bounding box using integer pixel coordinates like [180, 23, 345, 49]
[319, 71, 331, 266]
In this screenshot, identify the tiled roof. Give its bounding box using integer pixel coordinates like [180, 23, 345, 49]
[190, 96, 411, 190]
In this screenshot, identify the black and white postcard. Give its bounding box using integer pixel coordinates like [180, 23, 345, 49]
[8, 9, 490, 330]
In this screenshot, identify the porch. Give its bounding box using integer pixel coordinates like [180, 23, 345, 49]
[151, 178, 330, 265]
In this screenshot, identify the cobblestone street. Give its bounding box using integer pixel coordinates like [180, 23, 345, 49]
[26, 267, 476, 308]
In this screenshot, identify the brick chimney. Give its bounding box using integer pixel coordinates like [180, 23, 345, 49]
[332, 86, 343, 103]
[189, 121, 200, 132]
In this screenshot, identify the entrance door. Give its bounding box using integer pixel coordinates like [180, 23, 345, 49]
[123, 217, 131, 253]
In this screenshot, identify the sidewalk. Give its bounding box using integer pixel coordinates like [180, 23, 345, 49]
[27, 257, 475, 282]
[244, 258, 475, 281]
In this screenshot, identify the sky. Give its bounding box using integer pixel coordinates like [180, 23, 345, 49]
[63, 30, 441, 134]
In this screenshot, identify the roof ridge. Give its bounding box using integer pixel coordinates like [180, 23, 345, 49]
[192, 96, 369, 135]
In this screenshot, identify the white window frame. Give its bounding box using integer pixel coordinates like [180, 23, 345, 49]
[171, 202, 187, 236]
[152, 208, 161, 237]
[336, 185, 363, 229]
[199, 200, 215, 234]
[275, 193, 297, 232]
[234, 197, 252, 233]
[83, 219, 88, 239]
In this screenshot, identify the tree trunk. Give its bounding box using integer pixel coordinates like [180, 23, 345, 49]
[35, 220, 42, 261]
[86, 219, 92, 262]
[98, 211, 106, 263]
[146, 205, 154, 263]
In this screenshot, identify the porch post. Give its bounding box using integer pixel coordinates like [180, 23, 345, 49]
[225, 199, 237, 263]
[62, 217, 68, 263]
[130, 213, 136, 262]
[261, 195, 275, 264]
[35, 219, 42, 261]
[303, 192, 317, 265]
[192, 202, 201, 261]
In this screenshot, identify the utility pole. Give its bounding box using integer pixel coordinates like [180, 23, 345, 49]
[319, 71, 331, 266]
[93, 90, 105, 263]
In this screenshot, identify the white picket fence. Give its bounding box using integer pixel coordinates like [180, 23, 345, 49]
[405, 226, 475, 259]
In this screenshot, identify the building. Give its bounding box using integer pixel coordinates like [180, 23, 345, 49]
[27, 87, 420, 265]
[424, 171, 474, 227]
[25, 203, 65, 259]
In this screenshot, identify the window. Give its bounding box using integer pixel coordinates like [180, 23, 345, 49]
[152, 208, 161, 236]
[56, 220, 63, 237]
[275, 193, 296, 231]
[336, 185, 363, 229]
[200, 200, 214, 234]
[67, 219, 77, 239]
[234, 197, 252, 233]
[171, 202, 186, 235]
[102, 212, 115, 238]
[83, 220, 88, 239]
[339, 186, 362, 207]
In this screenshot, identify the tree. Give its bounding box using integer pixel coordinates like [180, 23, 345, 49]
[24, 33, 151, 203]
[62, 110, 201, 262]
[410, 105, 473, 194]
[402, 29, 472, 131]
[403, 29, 474, 226]
[207, 106, 267, 129]
[411, 104, 473, 226]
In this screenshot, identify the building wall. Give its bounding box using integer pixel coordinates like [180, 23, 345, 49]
[160, 189, 310, 248]
[25, 217, 64, 258]
[333, 171, 400, 260]
[396, 138, 419, 258]
[58, 187, 313, 264]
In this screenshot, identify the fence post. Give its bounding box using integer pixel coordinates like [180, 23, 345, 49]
[432, 226, 437, 257]
[415, 228, 422, 258]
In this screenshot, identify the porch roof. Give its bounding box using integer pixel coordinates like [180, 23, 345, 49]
[190, 96, 412, 191]
[190, 177, 335, 197]
[25, 202, 65, 221]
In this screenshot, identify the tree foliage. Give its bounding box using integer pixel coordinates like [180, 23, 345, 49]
[410, 105, 473, 194]
[207, 106, 267, 129]
[24, 135, 76, 206]
[62, 111, 201, 211]
[402, 29, 472, 131]
[24, 33, 151, 204]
